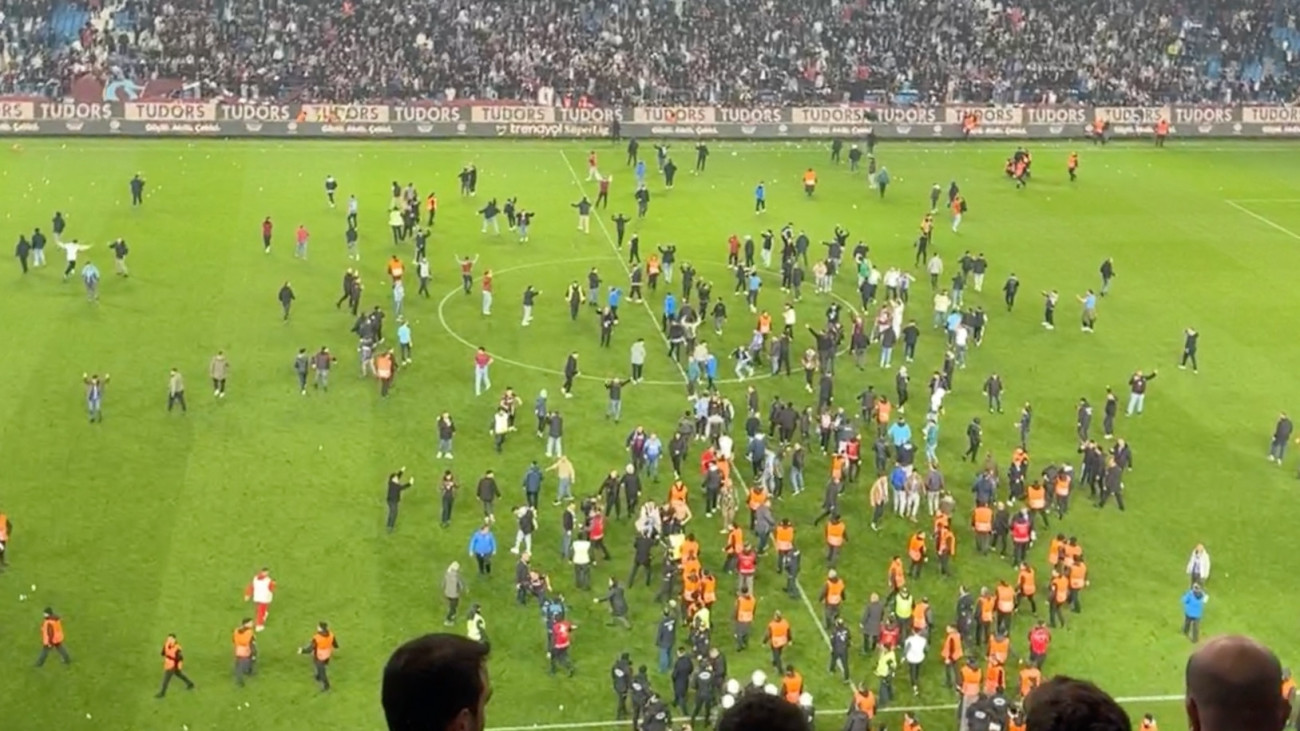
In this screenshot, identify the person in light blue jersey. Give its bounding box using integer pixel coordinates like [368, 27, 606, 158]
[80, 260, 100, 302]
[1077, 289, 1098, 332]
[396, 319, 412, 364]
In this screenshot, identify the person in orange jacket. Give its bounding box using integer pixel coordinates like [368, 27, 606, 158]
[300, 621, 339, 691]
[36, 608, 71, 666]
[156, 633, 195, 697]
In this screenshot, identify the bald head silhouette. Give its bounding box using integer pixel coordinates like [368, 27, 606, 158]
[1186, 635, 1290, 731]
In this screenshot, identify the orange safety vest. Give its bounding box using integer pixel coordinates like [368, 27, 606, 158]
[683, 573, 701, 602]
[682, 557, 702, 581]
[42, 618, 64, 646]
[1010, 718, 1027, 731]
[984, 663, 1006, 694]
[312, 631, 335, 661]
[1026, 484, 1047, 509]
[1069, 563, 1088, 590]
[1047, 538, 1064, 565]
[938, 527, 956, 556]
[824, 579, 845, 605]
[933, 512, 951, 534]
[0, 512, 9, 541]
[376, 354, 393, 379]
[854, 689, 877, 718]
[162, 639, 182, 670]
[973, 507, 993, 533]
[1064, 543, 1083, 565]
[388, 260, 404, 279]
[1141, 721, 1158, 731]
[1156, 120, 1169, 135]
[951, 197, 963, 215]
[804, 171, 817, 186]
[747, 488, 767, 511]
[775, 525, 795, 552]
[877, 401, 892, 423]
[1051, 576, 1070, 603]
[960, 665, 982, 695]
[907, 534, 926, 562]
[825, 522, 846, 547]
[978, 596, 996, 622]
[1284, 677, 1297, 700]
[988, 636, 1010, 664]
[701, 575, 717, 605]
[681, 539, 700, 562]
[1054, 475, 1071, 497]
[233, 627, 254, 658]
[1018, 568, 1037, 596]
[768, 619, 790, 648]
[888, 559, 905, 589]
[782, 672, 804, 703]
[669, 481, 688, 505]
[1068, 154, 1078, 170]
[758, 314, 772, 334]
[912, 601, 929, 631]
[647, 257, 661, 275]
[426, 194, 437, 211]
[996, 584, 1015, 614]
[736, 595, 756, 623]
[725, 527, 744, 555]
[942, 631, 963, 662]
[903, 719, 923, 731]
[1020, 667, 1042, 697]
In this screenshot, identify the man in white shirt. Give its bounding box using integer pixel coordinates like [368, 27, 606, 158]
[903, 628, 927, 695]
[58, 240, 91, 280]
[571, 532, 592, 590]
[954, 325, 970, 368]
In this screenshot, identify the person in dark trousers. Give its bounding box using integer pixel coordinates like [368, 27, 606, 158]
[156, 634, 195, 697]
[385, 468, 415, 532]
[695, 143, 709, 172]
[166, 368, 187, 413]
[612, 213, 630, 248]
[30, 228, 47, 267]
[299, 622, 339, 691]
[15, 235, 30, 273]
[964, 418, 982, 461]
[278, 281, 295, 321]
[612, 652, 633, 719]
[1268, 413, 1293, 464]
[1003, 274, 1019, 311]
[1099, 257, 1116, 296]
[130, 174, 145, 206]
[671, 647, 694, 716]
[1180, 328, 1199, 373]
[596, 577, 632, 628]
[35, 608, 71, 666]
[562, 352, 580, 397]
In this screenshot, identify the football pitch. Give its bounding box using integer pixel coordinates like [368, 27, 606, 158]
[1, 137, 1299, 731]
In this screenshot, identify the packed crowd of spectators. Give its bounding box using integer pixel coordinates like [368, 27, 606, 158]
[2, 0, 1298, 105]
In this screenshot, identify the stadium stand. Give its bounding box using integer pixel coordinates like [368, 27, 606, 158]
[1, 0, 1297, 104]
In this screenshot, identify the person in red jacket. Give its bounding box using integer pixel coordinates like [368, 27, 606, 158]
[1028, 620, 1051, 668]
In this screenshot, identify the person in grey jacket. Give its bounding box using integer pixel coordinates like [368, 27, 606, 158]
[596, 577, 632, 628]
[860, 592, 884, 654]
[443, 561, 466, 625]
[753, 501, 777, 554]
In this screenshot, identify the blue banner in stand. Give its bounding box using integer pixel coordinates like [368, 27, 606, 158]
[0, 101, 1296, 139]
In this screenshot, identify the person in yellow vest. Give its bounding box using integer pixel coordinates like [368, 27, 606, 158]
[156, 633, 195, 697]
[299, 621, 339, 691]
[233, 618, 256, 686]
[36, 607, 71, 666]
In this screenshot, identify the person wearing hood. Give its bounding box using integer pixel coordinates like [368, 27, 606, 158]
[443, 561, 466, 626]
[1186, 544, 1211, 587]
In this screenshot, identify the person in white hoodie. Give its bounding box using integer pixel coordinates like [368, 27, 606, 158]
[1186, 544, 1211, 587]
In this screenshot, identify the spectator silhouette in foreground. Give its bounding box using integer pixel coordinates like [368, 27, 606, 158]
[1186, 635, 1291, 731]
[1024, 676, 1131, 731]
[382, 633, 491, 731]
[716, 692, 811, 731]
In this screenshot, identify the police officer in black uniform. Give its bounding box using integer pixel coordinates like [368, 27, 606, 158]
[829, 616, 852, 681]
[611, 652, 633, 719]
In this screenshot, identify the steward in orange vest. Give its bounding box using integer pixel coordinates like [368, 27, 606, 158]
[764, 612, 792, 672]
[233, 618, 256, 685]
[819, 570, 846, 628]
[300, 622, 339, 691]
[36, 608, 70, 666]
[375, 350, 397, 396]
[156, 634, 195, 697]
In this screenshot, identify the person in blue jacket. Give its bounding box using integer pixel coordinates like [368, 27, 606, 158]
[1182, 583, 1209, 642]
[469, 522, 497, 576]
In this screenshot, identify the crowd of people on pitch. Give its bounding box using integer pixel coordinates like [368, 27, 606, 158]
[3, 0, 1298, 104]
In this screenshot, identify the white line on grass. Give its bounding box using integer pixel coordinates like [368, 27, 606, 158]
[488, 693, 1185, 730]
[557, 150, 688, 382]
[1224, 200, 1300, 241]
[1225, 198, 1300, 203]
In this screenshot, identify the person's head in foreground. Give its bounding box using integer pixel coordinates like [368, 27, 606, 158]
[382, 633, 491, 731]
[716, 692, 812, 731]
[1024, 676, 1131, 731]
[1186, 635, 1291, 731]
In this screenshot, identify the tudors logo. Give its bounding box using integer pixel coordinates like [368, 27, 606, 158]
[1241, 106, 1300, 124]
[37, 102, 113, 120]
[791, 107, 872, 125]
[1174, 107, 1234, 125]
[1096, 106, 1165, 124]
[876, 107, 937, 125]
[557, 107, 621, 123]
[394, 106, 462, 123]
[0, 101, 35, 121]
[944, 106, 1022, 125]
[220, 104, 291, 122]
[1026, 107, 1087, 125]
[125, 102, 218, 121]
[632, 107, 716, 124]
[717, 108, 783, 124]
[473, 106, 553, 124]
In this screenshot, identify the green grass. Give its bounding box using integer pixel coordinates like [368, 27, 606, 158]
[2, 137, 1299, 731]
